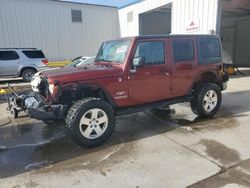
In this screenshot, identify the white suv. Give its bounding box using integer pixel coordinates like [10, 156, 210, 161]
[0, 48, 49, 81]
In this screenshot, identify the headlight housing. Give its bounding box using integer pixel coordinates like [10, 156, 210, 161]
[49, 84, 54, 94]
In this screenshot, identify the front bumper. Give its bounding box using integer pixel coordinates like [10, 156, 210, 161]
[24, 92, 67, 121]
[28, 104, 68, 121]
[222, 82, 227, 90]
[221, 74, 229, 91]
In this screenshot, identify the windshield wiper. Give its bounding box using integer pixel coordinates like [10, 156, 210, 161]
[95, 59, 112, 63]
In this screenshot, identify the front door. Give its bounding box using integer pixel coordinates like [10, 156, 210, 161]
[128, 39, 171, 105]
[0, 51, 20, 76]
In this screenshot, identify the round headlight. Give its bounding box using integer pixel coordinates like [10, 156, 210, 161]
[49, 84, 54, 94]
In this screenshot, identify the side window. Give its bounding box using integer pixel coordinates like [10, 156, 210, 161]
[22, 50, 45, 59]
[134, 41, 165, 65]
[0, 51, 19, 61]
[173, 40, 194, 62]
[198, 38, 221, 64]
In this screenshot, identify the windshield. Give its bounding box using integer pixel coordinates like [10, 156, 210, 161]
[95, 39, 131, 64]
[77, 57, 95, 66]
[67, 57, 87, 67]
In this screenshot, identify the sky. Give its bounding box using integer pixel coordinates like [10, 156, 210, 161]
[66, 0, 140, 7]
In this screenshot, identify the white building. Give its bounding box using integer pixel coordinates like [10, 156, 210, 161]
[0, 0, 120, 61]
[119, 0, 250, 67]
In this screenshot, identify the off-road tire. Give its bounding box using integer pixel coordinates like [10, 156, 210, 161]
[191, 82, 222, 118]
[21, 68, 36, 82]
[65, 98, 115, 147]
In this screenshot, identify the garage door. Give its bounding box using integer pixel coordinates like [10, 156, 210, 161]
[235, 18, 250, 67]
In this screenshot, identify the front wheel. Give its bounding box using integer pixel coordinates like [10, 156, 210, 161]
[65, 98, 115, 147]
[191, 82, 222, 118]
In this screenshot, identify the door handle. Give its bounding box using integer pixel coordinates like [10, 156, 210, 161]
[160, 68, 169, 73]
[186, 64, 193, 69]
[160, 68, 169, 76]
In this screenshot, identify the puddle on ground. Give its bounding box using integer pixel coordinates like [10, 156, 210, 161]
[35, 134, 138, 177]
[0, 114, 138, 178]
[149, 103, 240, 132]
[199, 139, 241, 166]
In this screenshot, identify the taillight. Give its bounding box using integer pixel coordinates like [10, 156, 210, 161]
[42, 59, 48, 65]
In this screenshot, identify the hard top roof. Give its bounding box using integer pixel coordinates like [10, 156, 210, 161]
[133, 34, 220, 40]
[0, 48, 39, 51]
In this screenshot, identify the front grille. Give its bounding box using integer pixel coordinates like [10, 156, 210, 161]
[39, 77, 49, 98]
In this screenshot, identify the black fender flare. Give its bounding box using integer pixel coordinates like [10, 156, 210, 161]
[187, 71, 221, 95]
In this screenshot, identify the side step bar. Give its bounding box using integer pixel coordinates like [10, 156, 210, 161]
[115, 95, 193, 116]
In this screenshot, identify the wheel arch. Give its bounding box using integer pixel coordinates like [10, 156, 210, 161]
[188, 71, 221, 95]
[64, 82, 117, 108]
[19, 66, 38, 77]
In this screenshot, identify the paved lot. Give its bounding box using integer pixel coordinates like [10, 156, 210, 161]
[0, 73, 250, 188]
[0, 77, 30, 88]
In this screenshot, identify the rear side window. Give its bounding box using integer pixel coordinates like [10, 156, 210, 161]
[198, 38, 221, 64]
[22, 50, 45, 59]
[0, 51, 19, 61]
[173, 40, 194, 62]
[134, 41, 165, 65]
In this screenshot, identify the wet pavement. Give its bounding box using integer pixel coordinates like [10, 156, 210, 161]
[0, 73, 250, 187]
[0, 77, 30, 88]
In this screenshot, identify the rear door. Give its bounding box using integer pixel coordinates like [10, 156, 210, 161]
[170, 38, 198, 96]
[0, 51, 20, 76]
[128, 39, 171, 105]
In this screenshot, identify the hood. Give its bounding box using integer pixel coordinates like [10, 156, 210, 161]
[40, 63, 123, 84]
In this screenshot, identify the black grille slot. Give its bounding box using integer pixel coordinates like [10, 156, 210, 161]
[39, 77, 49, 98]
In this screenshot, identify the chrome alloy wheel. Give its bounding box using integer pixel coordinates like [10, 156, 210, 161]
[24, 71, 34, 81]
[79, 108, 108, 139]
[203, 90, 218, 112]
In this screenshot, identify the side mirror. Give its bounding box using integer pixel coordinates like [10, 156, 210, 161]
[133, 56, 145, 67]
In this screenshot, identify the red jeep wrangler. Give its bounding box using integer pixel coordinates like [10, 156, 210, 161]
[9, 35, 228, 147]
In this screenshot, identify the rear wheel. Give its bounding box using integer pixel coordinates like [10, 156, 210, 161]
[191, 82, 222, 118]
[21, 68, 36, 82]
[66, 98, 115, 147]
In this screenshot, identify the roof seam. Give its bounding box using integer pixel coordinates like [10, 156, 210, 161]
[50, 0, 118, 8]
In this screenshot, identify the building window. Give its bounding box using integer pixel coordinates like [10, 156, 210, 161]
[71, 10, 82, 23]
[134, 41, 165, 65]
[127, 11, 133, 23]
[173, 40, 194, 62]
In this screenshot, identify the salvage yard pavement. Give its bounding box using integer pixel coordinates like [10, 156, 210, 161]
[0, 71, 250, 187]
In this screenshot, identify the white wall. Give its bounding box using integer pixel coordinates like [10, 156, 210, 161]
[172, 0, 219, 34]
[0, 0, 120, 61]
[119, 0, 172, 37]
[119, 0, 219, 37]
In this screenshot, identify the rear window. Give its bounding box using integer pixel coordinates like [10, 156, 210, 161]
[0, 51, 19, 61]
[198, 38, 221, 64]
[22, 50, 45, 59]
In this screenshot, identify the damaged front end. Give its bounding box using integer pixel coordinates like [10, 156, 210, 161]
[6, 75, 68, 121]
[25, 92, 67, 121]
